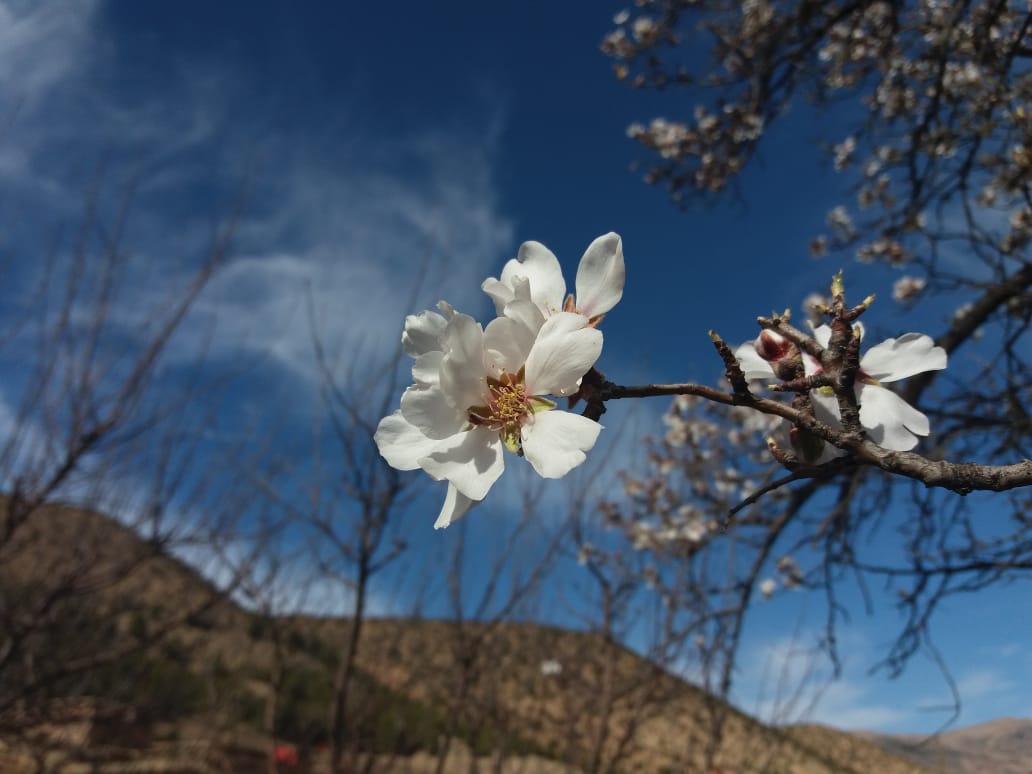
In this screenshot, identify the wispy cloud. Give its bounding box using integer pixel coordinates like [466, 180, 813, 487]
[0, 1, 515, 401]
[738, 629, 918, 731]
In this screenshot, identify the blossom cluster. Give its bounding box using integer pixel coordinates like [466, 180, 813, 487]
[735, 320, 947, 456]
[604, 0, 1032, 303]
[375, 235, 625, 528]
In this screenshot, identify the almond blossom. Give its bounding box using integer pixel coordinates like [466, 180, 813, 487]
[481, 232, 625, 325]
[735, 324, 947, 452]
[375, 301, 604, 529]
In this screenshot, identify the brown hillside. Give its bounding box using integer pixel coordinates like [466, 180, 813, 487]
[1, 501, 947, 772]
[862, 717, 1032, 774]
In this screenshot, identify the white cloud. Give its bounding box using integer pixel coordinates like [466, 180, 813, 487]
[738, 630, 917, 732]
[956, 667, 1012, 699]
[0, 0, 515, 400]
[0, 1, 97, 108]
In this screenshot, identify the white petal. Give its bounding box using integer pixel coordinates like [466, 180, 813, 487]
[484, 314, 537, 376]
[734, 343, 775, 382]
[574, 232, 625, 317]
[433, 484, 477, 529]
[419, 427, 505, 500]
[402, 309, 447, 357]
[438, 313, 487, 410]
[481, 278, 515, 316]
[500, 241, 567, 314]
[374, 411, 438, 470]
[399, 385, 466, 440]
[803, 353, 822, 377]
[810, 389, 842, 427]
[782, 406, 844, 464]
[521, 411, 602, 478]
[860, 333, 947, 383]
[858, 384, 930, 451]
[524, 312, 602, 397]
[502, 298, 546, 338]
[812, 324, 832, 348]
[411, 350, 443, 386]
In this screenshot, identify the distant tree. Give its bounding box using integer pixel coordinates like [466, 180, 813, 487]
[591, 0, 1032, 734]
[0, 179, 261, 747]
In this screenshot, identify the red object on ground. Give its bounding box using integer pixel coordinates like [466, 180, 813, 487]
[274, 743, 299, 767]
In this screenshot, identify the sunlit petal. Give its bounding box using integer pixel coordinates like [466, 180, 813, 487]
[734, 343, 775, 381]
[498, 240, 567, 314]
[524, 312, 602, 396]
[861, 333, 947, 382]
[433, 483, 477, 529]
[521, 411, 602, 479]
[858, 384, 930, 450]
[419, 427, 505, 500]
[399, 385, 466, 440]
[574, 232, 625, 317]
[374, 411, 440, 470]
[439, 313, 488, 410]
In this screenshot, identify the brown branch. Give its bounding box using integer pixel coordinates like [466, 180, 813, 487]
[590, 380, 1032, 493]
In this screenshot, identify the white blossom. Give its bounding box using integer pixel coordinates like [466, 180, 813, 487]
[810, 324, 947, 450]
[375, 303, 604, 529]
[735, 323, 947, 452]
[892, 275, 927, 303]
[482, 233, 625, 324]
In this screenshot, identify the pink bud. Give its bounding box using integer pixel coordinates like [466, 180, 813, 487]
[755, 330, 793, 362]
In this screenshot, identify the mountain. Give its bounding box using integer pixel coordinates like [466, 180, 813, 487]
[0, 499, 993, 772]
[862, 718, 1032, 774]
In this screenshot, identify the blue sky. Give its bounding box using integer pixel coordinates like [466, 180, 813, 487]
[1, 0, 1028, 736]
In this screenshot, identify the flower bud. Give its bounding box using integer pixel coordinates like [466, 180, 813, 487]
[756, 330, 803, 381]
[754, 330, 793, 362]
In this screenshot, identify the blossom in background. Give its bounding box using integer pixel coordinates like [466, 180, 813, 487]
[482, 232, 625, 325]
[735, 324, 947, 452]
[759, 578, 776, 599]
[892, 275, 927, 303]
[375, 302, 604, 529]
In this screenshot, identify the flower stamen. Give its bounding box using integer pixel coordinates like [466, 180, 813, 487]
[467, 367, 557, 453]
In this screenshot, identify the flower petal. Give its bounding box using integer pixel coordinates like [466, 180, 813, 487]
[374, 411, 439, 470]
[810, 389, 842, 427]
[573, 232, 619, 315]
[574, 232, 625, 317]
[438, 313, 487, 410]
[523, 312, 602, 397]
[481, 278, 515, 315]
[811, 323, 832, 348]
[502, 297, 546, 338]
[402, 309, 448, 357]
[860, 333, 947, 383]
[433, 483, 477, 529]
[521, 411, 602, 478]
[484, 312, 537, 376]
[734, 343, 775, 382]
[399, 385, 466, 440]
[419, 427, 505, 500]
[411, 350, 443, 386]
[499, 240, 567, 314]
[858, 384, 930, 450]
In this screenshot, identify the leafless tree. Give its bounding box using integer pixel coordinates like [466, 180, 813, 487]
[590, 0, 1032, 738]
[0, 180, 271, 766]
[587, 0, 1032, 745]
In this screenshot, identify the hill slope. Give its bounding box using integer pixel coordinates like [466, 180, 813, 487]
[0, 500, 966, 772]
[862, 718, 1032, 774]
